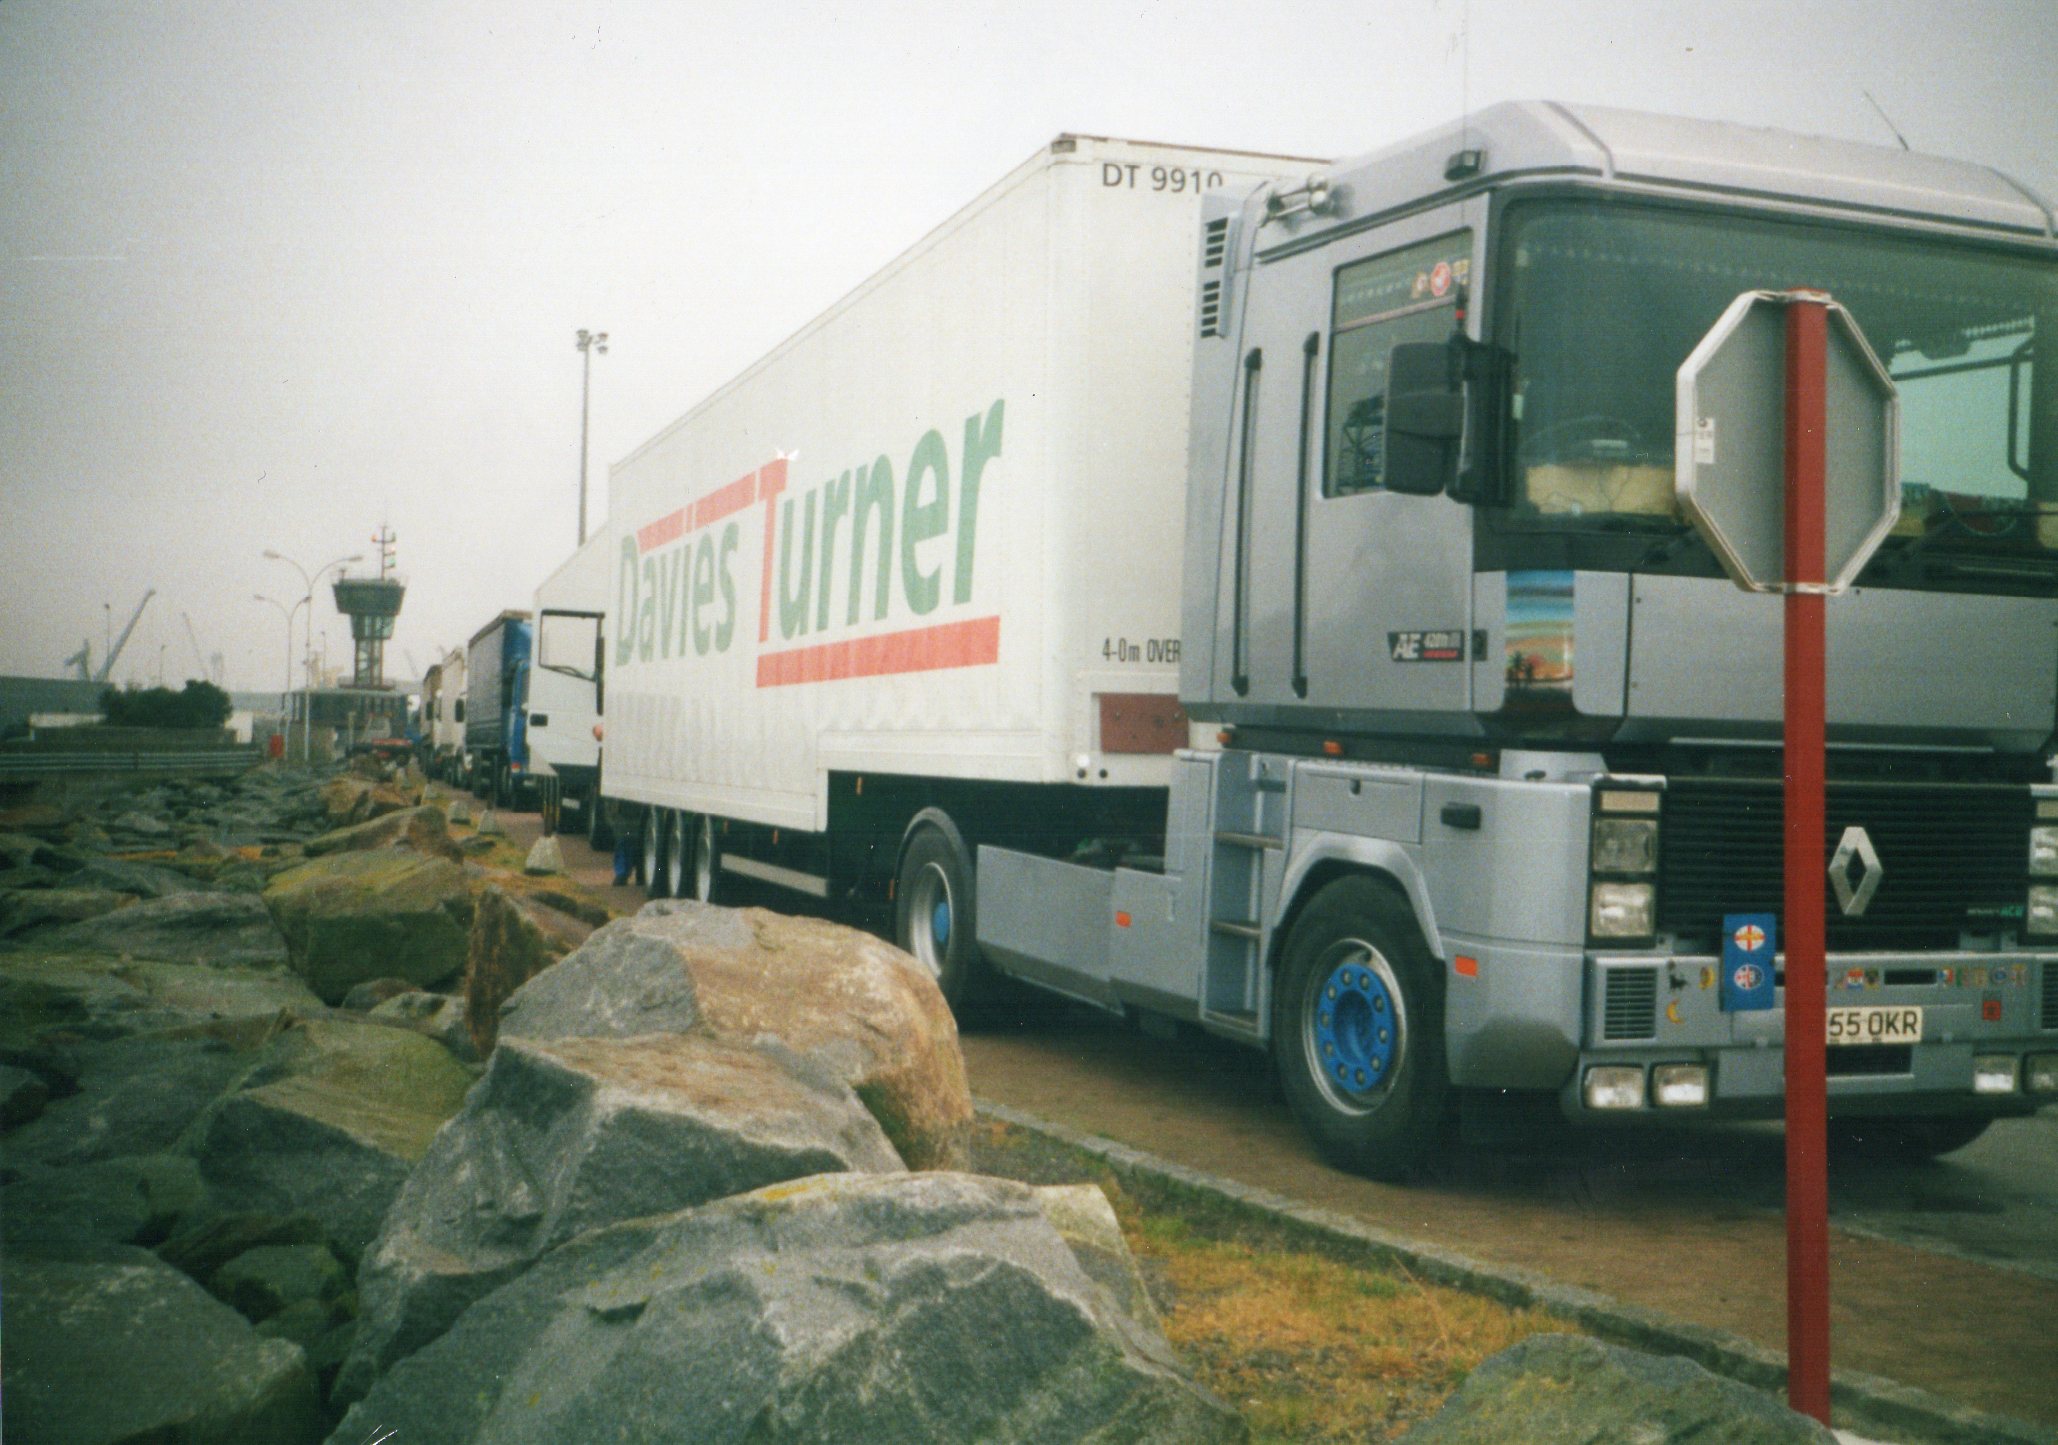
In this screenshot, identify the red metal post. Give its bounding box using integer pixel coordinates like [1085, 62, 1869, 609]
[1783, 293, 1832, 1423]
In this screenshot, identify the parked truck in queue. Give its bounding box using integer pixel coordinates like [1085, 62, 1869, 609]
[595, 107, 2058, 1177]
[525, 540, 609, 841]
[464, 610, 534, 810]
[425, 643, 467, 784]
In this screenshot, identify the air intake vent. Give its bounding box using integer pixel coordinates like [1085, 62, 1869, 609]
[1602, 967, 1658, 1041]
[1203, 217, 1229, 268]
[1199, 279, 1223, 338]
[2044, 964, 2058, 1031]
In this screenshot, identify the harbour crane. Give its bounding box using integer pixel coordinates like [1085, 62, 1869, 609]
[65, 589, 156, 684]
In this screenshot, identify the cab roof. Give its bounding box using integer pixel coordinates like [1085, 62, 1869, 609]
[1297, 100, 2055, 243]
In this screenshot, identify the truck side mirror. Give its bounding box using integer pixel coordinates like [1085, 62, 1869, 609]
[1384, 340, 1465, 496]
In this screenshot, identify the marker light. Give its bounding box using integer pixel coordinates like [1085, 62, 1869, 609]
[1583, 1066, 1645, 1111]
[1652, 1064, 1710, 1108]
[1972, 1055, 2019, 1095]
[2027, 1054, 2058, 1095]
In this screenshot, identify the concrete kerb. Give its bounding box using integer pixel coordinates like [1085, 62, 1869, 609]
[975, 1099, 2054, 1445]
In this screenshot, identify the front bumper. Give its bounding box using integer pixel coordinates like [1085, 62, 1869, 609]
[1565, 948, 2056, 1120]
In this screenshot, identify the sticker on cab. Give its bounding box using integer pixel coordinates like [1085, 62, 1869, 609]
[1721, 912, 1777, 1012]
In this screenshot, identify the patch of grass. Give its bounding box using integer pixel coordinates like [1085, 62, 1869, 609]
[972, 1117, 1577, 1443]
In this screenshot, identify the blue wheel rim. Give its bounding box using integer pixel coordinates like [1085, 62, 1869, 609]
[931, 898, 952, 947]
[1313, 955, 1398, 1099]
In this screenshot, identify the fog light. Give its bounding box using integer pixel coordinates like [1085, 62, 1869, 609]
[1652, 1063, 1710, 1108]
[1972, 1055, 2019, 1095]
[1590, 883, 1655, 940]
[1583, 1066, 1645, 1110]
[2026, 1053, 2058, 1095]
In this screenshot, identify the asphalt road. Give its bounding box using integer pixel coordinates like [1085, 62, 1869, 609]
[505, 800, 2058, 1428]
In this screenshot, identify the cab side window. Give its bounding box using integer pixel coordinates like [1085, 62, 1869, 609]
[1325, 232, 1472, 496]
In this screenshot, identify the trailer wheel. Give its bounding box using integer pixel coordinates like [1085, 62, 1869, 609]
[643, 808, 669, 898]
[663, 810, 690, 899]
[688, 814, 723, 904]
[1273, 876, 1448, 1181]
[895, 812, 990, 1015]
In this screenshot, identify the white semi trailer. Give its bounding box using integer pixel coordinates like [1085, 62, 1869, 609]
[598, 109, 2058, 1177]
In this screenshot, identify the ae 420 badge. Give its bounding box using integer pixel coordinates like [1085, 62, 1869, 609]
[1389, 630, 1468, 663]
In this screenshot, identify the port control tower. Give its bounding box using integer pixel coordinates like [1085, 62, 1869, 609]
[332, 525, 406, 689]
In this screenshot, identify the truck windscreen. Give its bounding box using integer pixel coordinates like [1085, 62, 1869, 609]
[1492, 197, 2057, 574]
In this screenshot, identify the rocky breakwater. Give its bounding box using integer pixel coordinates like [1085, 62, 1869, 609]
[5, 764, 1244, 1443]
[0, 760, 603, 1444]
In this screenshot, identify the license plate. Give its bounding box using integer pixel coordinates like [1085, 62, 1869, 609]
[1826, 1005, 1921, 1046]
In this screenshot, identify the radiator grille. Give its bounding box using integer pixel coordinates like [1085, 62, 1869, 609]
[1203, 216, 1229, 268]
[2044, 964, 2058, 1030]
[1658, 778, 2030, 950]
[1602, 967, 1658, 1040]
[1199, 278, 1223, 337]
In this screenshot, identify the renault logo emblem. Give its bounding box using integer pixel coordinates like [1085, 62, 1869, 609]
[1828, 825, 1883, 917]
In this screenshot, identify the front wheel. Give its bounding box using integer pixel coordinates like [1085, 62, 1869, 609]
[585, 782, 613, 850]
[894, 812, 991, 1016]
[1273, 876, 1448, 1181]
[539, 778, 561, 835]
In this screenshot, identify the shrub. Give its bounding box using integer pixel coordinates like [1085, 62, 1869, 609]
[101, 679, 234, 729]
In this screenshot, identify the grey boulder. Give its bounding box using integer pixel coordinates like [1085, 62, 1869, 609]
[338, 1031, 903, 1397]
[1400, 1333, 1837, 1444]
[183, 1017, 475, 1262]
[7, 1244, 321, 1445]
[331, 1170, 1244, 1445]
[45, 891, 291, 969]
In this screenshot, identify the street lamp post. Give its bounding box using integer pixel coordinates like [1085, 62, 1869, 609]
[576, 328, 608, 546]
[263, 549, 362, 763]
[255, 594, 302, 755]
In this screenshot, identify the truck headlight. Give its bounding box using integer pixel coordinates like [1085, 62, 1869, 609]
[2031, 826, 2058, 878]
[2028, 885, 2058, 939]
[2027, 1054, 2058, 1095]
[1590, 883, 1656, 940]
[1972, 1055, 2019, 1095]
[1592, 817, 1659, 875]
[1652, 1063, 1710, 1108]
[1583, 1066, 1646, 1110]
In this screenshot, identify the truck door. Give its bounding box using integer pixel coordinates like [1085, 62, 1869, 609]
[1233, 203, 1484, 729]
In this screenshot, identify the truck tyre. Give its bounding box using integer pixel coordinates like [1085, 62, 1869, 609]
[1273, 876, 1448, 1182]
[494, 759, 513, 811]
[895, 811, 991, 1017]
[540, 778, 561, 836]
[663, 810, 690, 899]
[586, 782, 612, 851]
[643, 808, 669, 898]
[688, 813, 723, 904]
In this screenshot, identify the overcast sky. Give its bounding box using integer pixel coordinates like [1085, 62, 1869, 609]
[3, 0, 2054, 695]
